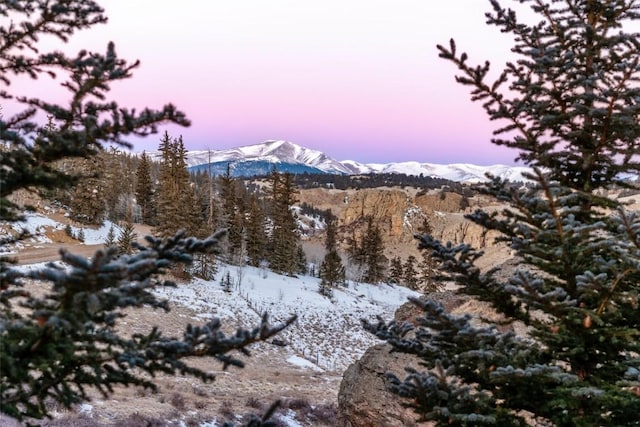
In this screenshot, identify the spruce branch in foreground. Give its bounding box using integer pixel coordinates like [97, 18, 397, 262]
[366, 1, 640, 425]
[0, 230, 296, 421]
[0, 2, 294, 425]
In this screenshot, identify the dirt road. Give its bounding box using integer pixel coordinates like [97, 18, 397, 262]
[14, 243, 105, 265]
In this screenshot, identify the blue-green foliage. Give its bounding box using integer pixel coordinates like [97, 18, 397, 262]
[365, 1, 640, 425]
[0, 2, 293, 424]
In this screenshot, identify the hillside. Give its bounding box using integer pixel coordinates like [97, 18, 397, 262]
[5, 210, 418, 426]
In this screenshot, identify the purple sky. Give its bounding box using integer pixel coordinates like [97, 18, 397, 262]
[25, 1, 536, 165]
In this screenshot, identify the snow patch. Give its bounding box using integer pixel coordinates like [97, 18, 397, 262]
[286, 355, 324, 372]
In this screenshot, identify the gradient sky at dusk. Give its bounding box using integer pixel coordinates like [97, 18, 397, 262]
[31, 1, 539, 165]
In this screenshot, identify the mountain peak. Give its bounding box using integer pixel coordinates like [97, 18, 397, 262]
[156, 140, 531, 182]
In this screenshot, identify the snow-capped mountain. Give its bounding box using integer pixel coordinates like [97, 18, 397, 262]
[183, 140, 353, 176]
[340, 160, 532, 183]
[151, 140, 531, 183]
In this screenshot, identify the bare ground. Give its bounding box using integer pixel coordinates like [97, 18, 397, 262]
[7, 240, 343, 426]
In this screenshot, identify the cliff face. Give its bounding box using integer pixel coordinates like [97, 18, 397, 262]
[337, 189, 412, 238]
[299, 187, 504, 260]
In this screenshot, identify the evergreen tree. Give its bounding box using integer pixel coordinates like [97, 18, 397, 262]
[347, 216, 386, 283]
[219, 164, 244, 262]
[102, 147, 128, 222]
[417, 251, 441, 293]
[416, 216, 441, 292]
[0, 3, 292, 423]
[319, 211, 346, 297]
[361, 216, 386, 284]
[220, 270, 233, 293]
[154, 133, 199, 238]
[388, 256, 404, 285]
[267, 170, 301, 276]
[295, 245, 308, 275]
[135, 151, 155, 225]
[76, 228, 85, 243]
[69, 156, 106, 224]
[105, 224, 116, 248]
[116, 221, 137, 255]
[366, 1, 640, 425]
[403, 255, 419, 290]
[245, 193, 267, 267]
[64, 224, 74, 239]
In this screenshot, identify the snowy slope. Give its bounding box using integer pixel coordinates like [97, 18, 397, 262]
[341, 160, 532, 183]
[151, 140, 353, 175]
[154, 265, 418, 372]
[9, 213, 416, 373]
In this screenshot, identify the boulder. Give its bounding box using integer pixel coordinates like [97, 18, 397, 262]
[337, 292, 476, 427]
[337, 343, 422, 427]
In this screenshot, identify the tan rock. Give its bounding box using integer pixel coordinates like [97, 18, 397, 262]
[337, 343, 423, 427]
[338, 189, 411, 238]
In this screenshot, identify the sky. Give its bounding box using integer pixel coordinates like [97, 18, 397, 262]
[19, 1, 537, 165]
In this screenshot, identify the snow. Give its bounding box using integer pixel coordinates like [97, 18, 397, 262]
[286, 355, 324, 372]
[10, 213, 57, 236]
[154, 263, 419, 371]
[73, 220, 116, 245]
[147, 140, 354, 175]
[78, 403, 93, 416]
[278, 410, 303, 427]
[340, 159, 533, 183]
[1, 212, 129, 255]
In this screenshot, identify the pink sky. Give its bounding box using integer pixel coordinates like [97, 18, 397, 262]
[22, 1, 536, 165]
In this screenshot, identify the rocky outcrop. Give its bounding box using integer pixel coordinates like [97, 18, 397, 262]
[338, 189, 411, 238]
[299, 187, 509, 273]
[414, 191, 466, 213]
[337, 343, 421, 427]
[337, 293, 493, 426]
[337, 287, 530, 426]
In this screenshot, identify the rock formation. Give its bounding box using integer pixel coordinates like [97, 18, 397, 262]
[299, 187, 507, 264]
[337, 292, 500, 426]
[337, 343, 422, 427]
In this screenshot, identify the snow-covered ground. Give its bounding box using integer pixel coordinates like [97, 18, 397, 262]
[7, 212, 418, 371]
[155, 263, 418, 372]
[2, 211, 124, 252]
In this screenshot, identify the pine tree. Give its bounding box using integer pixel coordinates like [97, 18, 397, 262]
[295, 245, 308, 275]
[360, 216, 386, 284]
[105, 225, 116, 248]
[154, 133, 200, 238]
[64, 224, 74, 239]
[102, 147, 128, 222]
[116, 221, 137, 255]
[319, 211, 346, 297]
[416, 216, 441, 292]
[245, 193, 267, 267]
[219, 164, 244, 262]
[221, 270, 233, 293]
[417, 251, 441, 293]
[366, 1, 640, 425]
[403, 255, 419, 290]
[0, 4, 293, 423]
[388, 256, 404, 285]
[135, 151, 155, 225]
[69, 156, 106, 224]
[267, 170, 301, 276]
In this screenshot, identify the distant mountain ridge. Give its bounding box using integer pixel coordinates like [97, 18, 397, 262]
[149, 140, 532, 183]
